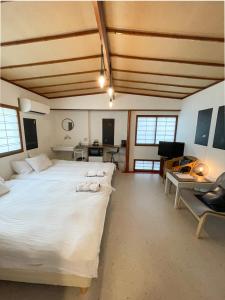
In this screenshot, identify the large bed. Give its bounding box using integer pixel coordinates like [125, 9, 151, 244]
[0, 160, 115, 293]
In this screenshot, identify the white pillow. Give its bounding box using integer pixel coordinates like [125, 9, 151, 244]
[25, 154, 52, 173]
[11, 160, 33, 175]
[0, 182, 10, 197]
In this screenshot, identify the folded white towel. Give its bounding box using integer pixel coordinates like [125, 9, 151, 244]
[0, 182, 10, 197]
[76, 182, 100, 192]
[86, 170, 106, 177]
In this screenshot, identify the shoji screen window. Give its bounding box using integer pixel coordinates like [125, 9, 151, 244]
[0, 104, 23, 157]
[136, 116, 177, 145]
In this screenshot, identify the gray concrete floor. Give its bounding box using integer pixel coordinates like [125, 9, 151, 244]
[1, 172, 225, 300]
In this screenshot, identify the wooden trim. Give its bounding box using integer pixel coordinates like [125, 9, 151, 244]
[93, 1, 111, 81]
[114, 85, 188, 95]
[182, 79, 225, 99]
[10, 70, 100, 82]
[113, 78, 202, 89]
[125, 110, 131, 173]
[1, 55, 101, 69]
[43, 86, 103, 95]
[112, 68, 223, 81]
[30, 80, 97, 89]
[1, 29, 98, 46]
[51, 109, 181, 112]
[107, 27, 224, 43]
[135, 115, 178, 146]
[133, 159, 160, 173]
[48, 91, 106, 99]
[0, 103, 24, 158]
[111, 54, 225, 67]
[1, 77, 47, 98]
[116, 91, 183, 99]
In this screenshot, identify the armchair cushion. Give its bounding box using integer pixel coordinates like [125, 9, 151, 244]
[197, 185, 225, 212]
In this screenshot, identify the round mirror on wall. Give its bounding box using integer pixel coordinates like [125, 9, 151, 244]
[61, 118, 74, 131]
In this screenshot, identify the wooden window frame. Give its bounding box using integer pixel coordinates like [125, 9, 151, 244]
[133, 159, 160, 173]
[135, 115, 178, 146]
[0, 103, 23, 158]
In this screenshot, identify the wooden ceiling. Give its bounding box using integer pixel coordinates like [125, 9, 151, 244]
[1, 1, 224, 100]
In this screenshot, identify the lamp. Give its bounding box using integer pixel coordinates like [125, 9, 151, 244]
[192, 162, 209, 177]
[107, 65, 114, 98]
[98, 45, 105, 89]
[109, 98, 113, 108]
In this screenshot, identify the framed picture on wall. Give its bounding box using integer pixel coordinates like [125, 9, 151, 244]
[213, 105, 225, 150]
[194, 108, 213, 146]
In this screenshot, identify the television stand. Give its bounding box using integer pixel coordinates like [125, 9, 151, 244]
[159, 156, 169, 177]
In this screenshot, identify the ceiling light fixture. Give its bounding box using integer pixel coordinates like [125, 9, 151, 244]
[107, 65, 114, 98]
[109, 98, 113, 108]
[98, 45, 105, 89]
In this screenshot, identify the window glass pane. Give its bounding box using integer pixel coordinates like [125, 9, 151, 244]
[0, 106, 22, 156]
[136, 117, 156, 144]
[156, 117, 176, 144]
[135, 160, 160, 171]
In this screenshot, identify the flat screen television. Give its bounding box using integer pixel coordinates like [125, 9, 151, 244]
[158, 141, 184, 158]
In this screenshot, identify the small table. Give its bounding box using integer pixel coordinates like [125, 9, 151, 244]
[165, 171, 211, 208]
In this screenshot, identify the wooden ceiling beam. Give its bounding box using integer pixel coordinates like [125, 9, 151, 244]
[1, 29, 98, 46]
[107, 27, 224, 43]
[111, 53, 224, 67]
[48, 91, 106, 99]
[113, 78, 202, 89]
[30, 80, 97, 89]
[10, 70, 100, 82]
[112, 68, 223, 81]
[114, 85, 188, 95]
[43, 86, 105, 95]
[116, 91, 183, 100]
[93, 1, 112, 82]
[1, 54, 101, 69]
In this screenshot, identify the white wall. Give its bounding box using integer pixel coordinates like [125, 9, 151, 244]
[129, 111, 179, 171]
[177, 81, 225, 180]
[0, 79, 52, 179]
[50, 92, 182, 111]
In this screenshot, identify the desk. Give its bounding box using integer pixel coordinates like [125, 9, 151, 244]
[165, 171, 211, 208]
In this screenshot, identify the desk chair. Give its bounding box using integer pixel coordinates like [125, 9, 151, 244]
[107, 147, 120, 169]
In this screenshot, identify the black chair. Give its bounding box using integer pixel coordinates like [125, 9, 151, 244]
[107, 147, 120, 169]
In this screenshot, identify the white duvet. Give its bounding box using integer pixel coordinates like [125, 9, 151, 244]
[0, 176, 113, 278]
[12, 160, 115, 186]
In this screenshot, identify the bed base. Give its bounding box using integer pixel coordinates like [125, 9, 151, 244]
[0, 268, 91, 294]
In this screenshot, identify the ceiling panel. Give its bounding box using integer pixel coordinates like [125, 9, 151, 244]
[33, 81, 102, 94]
[46, 88, 106, 99]
[113, 80, 198, 94]
[112, 70, 215, 87]
[1, 1, 97, 42]
[1, 58, 101, 80]
[109, 33, 224, 64]
[105, 1, 224, 38]
[13, 72, 100, 88]
[115, 87, 185, 99]
[1, 34, 100, 66]
[111, 56, 224, 78]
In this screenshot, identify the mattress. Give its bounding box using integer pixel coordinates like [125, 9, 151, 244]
[12, 160, 115, 186]
[0, 177, 113, 278]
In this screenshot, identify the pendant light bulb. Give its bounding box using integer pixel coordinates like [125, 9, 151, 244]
[98, 74, 105, 89]
[107, 86, 114, 97]
[109, 98, 113, 108]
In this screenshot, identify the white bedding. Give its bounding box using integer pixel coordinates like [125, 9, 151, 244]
[12, 160, 115, 186]
[0, 175, 113, 278]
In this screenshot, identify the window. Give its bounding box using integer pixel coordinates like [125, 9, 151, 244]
[0, 104, 23, 157]
[134, 160, 160, 172]
[135, 116, 177, 145]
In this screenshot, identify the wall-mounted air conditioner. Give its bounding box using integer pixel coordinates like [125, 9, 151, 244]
[19, 98, 50, 115]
